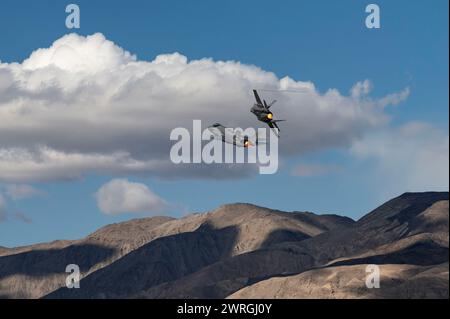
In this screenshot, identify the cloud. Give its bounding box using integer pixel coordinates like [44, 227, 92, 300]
[4, 184, 44, 200]
[350, 122, 449, 193]
[0, 147, 163, 183]
[94, 179, 168, 215]
[0, 33, 409, 182]
[291, 163, 342, 177]
[377, 87, 410, 108]
[351, 79, 373, 98]
[350, 79, 410, 108]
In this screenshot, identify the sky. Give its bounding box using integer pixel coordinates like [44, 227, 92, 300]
[0, 0, 448, 247]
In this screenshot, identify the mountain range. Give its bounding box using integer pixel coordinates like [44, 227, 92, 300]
[0, 192, 448, 299]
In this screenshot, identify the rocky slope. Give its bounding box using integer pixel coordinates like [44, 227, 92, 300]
[45, 204, 353, 298]
[133, 193, 448, 299]
[0, 216, 175, 298]
[228, 263, 449, 299]
[0, 192, 448, 299]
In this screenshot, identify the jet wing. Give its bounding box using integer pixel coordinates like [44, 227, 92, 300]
[268, 121, 280, 131]
[253, 90, 263, 106]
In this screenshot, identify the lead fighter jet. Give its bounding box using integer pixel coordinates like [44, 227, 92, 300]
[250, 89, 285, 135]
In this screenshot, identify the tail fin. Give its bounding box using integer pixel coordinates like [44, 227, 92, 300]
[253, 90, 263, 105]
[267, 100, 277, 108]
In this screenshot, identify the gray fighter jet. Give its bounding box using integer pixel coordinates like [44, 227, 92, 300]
[250, 89, 285, 134]
[207, 123, 263, 148]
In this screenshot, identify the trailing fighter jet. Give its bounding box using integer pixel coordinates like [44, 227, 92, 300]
[250, 89, 285, 135]
[207, 123, 263, 148]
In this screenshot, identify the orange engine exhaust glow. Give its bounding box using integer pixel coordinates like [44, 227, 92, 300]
[244, 140, 254, 148]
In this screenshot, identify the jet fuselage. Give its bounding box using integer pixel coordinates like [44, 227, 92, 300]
[251, 104, 273, 122]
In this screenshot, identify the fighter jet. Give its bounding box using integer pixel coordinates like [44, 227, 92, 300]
[207, 123, 263, 148]
[250, 89, 285, 135]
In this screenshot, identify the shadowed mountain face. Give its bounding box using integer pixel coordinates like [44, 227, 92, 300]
[0, 192, 448, 299]
[133, 193, 449, 299]
[0, 216, 174, 298]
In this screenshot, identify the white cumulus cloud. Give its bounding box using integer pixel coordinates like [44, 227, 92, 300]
[94, 179, 168, 215]
[351, 79, 373, 98]
[0, 33, 410, 182]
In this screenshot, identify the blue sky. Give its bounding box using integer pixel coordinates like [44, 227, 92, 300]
[0, 0, 448, 247]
